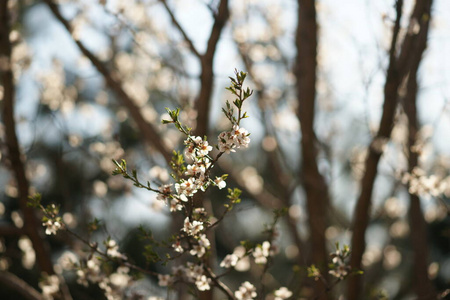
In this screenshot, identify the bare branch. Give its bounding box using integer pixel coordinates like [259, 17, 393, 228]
[159, 0, 202, 59]
[348, 1, 434, 299]
[402, 1, 436, 297]
[195, 0, 230, 137]
[295, 2, 329, 298]
[1, 0, 54, 275]
[0, 272, 43, 300]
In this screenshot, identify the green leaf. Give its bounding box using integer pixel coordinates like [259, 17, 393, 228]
[27, 193, 42, 208]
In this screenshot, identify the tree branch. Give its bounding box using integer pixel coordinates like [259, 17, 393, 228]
[295, 1, 329, 298]
[0, 271, 43, 300]
[1, 0, 54, 275]
[402, 1, 436, 298]
[348, 1, 433, 299]
[159, 0, 202, 59]
[195, 0, 229, 137]
[0, 225, 24, 236]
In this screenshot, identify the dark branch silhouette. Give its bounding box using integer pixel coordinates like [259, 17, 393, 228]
[1, 0, 54, 275]
[295, 1, 330, 298]
[0, 271, 43, 300]
[402, 1, 436, 297]
[348, 1, 433, 299]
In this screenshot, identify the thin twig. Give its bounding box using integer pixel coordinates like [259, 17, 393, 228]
[159, 0, 202, 59]
[203, 265, 235, 300]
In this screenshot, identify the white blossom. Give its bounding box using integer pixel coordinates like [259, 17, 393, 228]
[184, 136, 212, 159]
[220, 254, 239, 268]
[169, 199, 183, 212]
[329, 264, 349, 279]
[175, 177, 198, 201]
[43, 219, 62, 235]
[76, 257, 103, 286]
[198, 234, 210, 248]
[214, 177, 226, 189]
[218, 131, 237, 154]
[252, 241, 271, 264]
[172, 240, 184, 253]
[39, 275, 60, 300]
[106, 239, 127, 260]
[190, 244, 206, 257]
[156, 184, 172, 202]
[182, 217, 204, 236]
[183, 263, 205, 283]
[195, 275, 211, 291]
[232, 125, 250, 148]
[158, 274, 172, 286]
[274, 287, 292, 300]
[57, 251, 78, 270]
[197, 140, 213, 157]
[218, 125, 251, 154]
[109, 271, 130, 288]
[235, 281, 257, 300]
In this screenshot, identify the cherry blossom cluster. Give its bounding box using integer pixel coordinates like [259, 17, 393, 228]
[74, 243, 133, 300]
[252, 240, 272, 264]
[235, 281, 257, 300]
[39, 274, 60, 300]
[31, 70, 316, 300]
[43, 218, 62, 236]
[219, 240, 274, 272]
[150, 131, 230, 212]
[328, 244, 351, 280]
[218, 125, 251, 154]
[402, 167, 449, 198]
[307, 243, 355, 283]
[37, 239, 135, 300]
[28, 194, 64, 236]
[274, 287, 293, 300]
[158, 262, 211, 291]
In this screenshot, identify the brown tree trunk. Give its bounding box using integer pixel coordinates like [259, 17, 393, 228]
[348, 1, 433, 299]
[405, 79, 437, 300]
[195, 0, 229, 138]
[295, 1, 329, 298]
[403, 1, 436, 297]
[1, 0, 54, 275]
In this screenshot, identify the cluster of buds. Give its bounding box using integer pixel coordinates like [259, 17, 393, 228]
[307, 243, 355, 282]
[328, 243, 351, 280]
